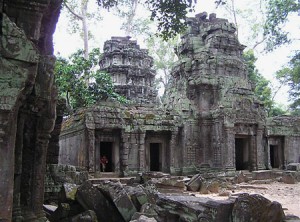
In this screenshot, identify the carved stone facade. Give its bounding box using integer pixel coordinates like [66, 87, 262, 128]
[0, 0, 62, 221]
[266, 116, 300, 169]
[99, 36, 158, 104]
[59, 13, 300, 178]
[164, 12, 266, 172]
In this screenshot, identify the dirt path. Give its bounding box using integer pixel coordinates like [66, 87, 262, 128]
[196, 181, 300, 217]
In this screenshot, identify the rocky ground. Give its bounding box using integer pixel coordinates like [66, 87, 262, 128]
[195, 181, 300, 218]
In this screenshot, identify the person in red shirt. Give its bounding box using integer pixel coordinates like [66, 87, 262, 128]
[100, 155, 108, 172]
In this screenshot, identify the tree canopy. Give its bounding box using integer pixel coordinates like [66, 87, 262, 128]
[276, 51, 300, 115]
[264, 0, 300, 51]
[97, 0, 197, 40]
[54, 48, 126, 113]
[244, 50, 287, 116]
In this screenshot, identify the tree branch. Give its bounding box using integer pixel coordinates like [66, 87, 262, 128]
[63, 1, 83, 20]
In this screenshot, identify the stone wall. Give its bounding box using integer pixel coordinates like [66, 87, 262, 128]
[267, 116, 300, 167]
[0, 0, 62, 221]
[59, 103, 182, 176]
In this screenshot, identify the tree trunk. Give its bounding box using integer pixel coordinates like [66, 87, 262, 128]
[81, 0, 89, 59]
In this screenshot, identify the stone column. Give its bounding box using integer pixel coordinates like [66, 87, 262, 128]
[86, 129, 95, 172]
[31, 132, 52, 219]
[212, 121, 222, 168]
[0, 111, 18, 222]
[12, 114, 25, 221]
[169, 129, 178, 174]
[250, 135, 257, 171]
[139, 131, 146, 172]
[224, 127, 235, 170]
[169, 130, 177, 167]
[256, 129, 265, 170]
[120, 131, 130, 176]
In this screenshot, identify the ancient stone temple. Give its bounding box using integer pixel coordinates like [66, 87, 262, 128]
[59, 13, 300, 178]
[59, 37, 182, 176]
[164, 12, 267, 171]
[0, 0, 62, 221]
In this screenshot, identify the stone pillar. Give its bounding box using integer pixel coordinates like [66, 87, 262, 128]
[139, 131, 146, 172]
[256, 129, 265, 170]
[250, 135, 257, 171]
[12, 114, 25, 221]
[0, 111, 18, 222]
[212, 121, 222, 168]
[224, 127, 235, 170]
[120, 131, 130, 176]
[86, 129, 95, 172]
[169, 130, 177, 168]
[31, 132, 52, 219]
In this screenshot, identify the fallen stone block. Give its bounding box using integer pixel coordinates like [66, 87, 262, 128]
[287, 163, 300, 171]
[59, 183, 79, 202]
[76, 181, 124, 222]
[281, 173, 297, 184]
[130, 214, 157, 222]
[124, 185, 149, 211]
[186, 174, 203, 192]
[156, 193, 235, 221]
[70, 210, 98, 222]
[252, 170, 275, 180]
[97, 181, 137, 222]
[232, 193, 285, 222]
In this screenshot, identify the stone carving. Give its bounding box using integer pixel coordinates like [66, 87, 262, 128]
[99, 36, 158, 104]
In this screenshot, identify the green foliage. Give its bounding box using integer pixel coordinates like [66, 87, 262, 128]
[276, 51, 300, 115]
[244, 50, 287, 116]
[54, 48, 127, 112]
[145, 34, 179, 95]
[264, 0, 300, 51]
[144, 0, 196, 40]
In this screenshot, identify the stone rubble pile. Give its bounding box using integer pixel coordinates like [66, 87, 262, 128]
[43, 170, 300, 222]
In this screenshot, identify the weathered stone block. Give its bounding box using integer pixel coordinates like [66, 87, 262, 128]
[186, 174, 203, 192]
[287, 163, 300, 171]
[231, 193, 285, 222]
[76, 181, 124, 222]
[156, 193, 235, 222]
[252, 170, 275, 180]
[70, 210, 98, 222]
[97, 181, 137, 222]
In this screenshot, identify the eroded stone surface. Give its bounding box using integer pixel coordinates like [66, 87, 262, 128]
[0, 0, 62, 221]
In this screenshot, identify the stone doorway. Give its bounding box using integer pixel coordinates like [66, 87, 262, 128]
[100, 142, 113, 172]
[270, 145, 283, 168]
[235, 137, 250, 170]
[150, 143, 162, 171]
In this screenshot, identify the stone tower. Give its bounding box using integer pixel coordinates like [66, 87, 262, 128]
[99, 36, 157, 104]
[165, 12, 266, 171]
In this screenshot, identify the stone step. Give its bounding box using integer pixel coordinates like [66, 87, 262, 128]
[89, 177, 135, 186]
[94, 172, 119, 178]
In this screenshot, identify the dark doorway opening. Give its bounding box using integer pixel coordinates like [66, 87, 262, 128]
[150, 143, 161, 171]
[235, 137, 249, 170]
[100, 142, 113, 172]
[270, 145, 280, 168]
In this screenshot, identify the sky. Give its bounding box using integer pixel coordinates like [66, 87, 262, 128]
[53, 0, 300, 106]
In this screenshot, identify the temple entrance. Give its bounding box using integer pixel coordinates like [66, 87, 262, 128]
[100, 142, 113, 172]
[270, 145, 281, 168]
[150, 143, 161, 171]
[235, 137, 250, 170]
